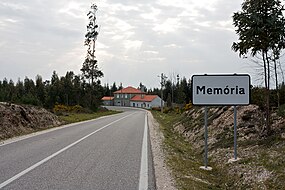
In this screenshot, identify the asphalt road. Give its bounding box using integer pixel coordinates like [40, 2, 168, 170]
[0, 107, 155, 190]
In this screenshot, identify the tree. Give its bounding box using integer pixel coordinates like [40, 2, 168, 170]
[232, 0, 285, 134]
[72, 75, 82, 105]
[110, 82, 118, 95]
[81, 3, 103, 84]
[138, 82, 147, 92]
[35, 75, 46, 106]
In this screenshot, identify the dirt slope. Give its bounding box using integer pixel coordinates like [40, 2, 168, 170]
[0, 102, 62, 140]
[174, 105, 285, 189]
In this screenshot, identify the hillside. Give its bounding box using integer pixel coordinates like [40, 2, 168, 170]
[0, 102, 62, 141]
[153, 105, 285, 189]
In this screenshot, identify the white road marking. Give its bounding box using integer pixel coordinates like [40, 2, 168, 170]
[138, 113, 148, 190]
[0, 113, 135, 189]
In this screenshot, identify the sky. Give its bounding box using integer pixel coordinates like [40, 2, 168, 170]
[0, 0, 282, 89]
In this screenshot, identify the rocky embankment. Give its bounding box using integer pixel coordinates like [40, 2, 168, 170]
[174, 105, 285, 189]
[0, 102, 62, 140]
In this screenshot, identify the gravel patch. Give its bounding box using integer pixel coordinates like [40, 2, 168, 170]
[147, 111, 177, 190]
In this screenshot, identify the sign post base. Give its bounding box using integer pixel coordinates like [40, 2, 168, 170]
[199, 166, 212, 171]
[228, 157, 241, 164]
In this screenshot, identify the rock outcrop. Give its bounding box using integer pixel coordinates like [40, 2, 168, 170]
[0, 102, 62, 140]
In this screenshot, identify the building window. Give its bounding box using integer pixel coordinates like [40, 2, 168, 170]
[125, 94, 128, 99]
[116, 94, 120, 98]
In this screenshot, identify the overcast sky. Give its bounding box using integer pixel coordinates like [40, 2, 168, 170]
[1, 0, 281, 89]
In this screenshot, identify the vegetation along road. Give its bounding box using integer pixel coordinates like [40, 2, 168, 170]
[0, 108, 156, 190]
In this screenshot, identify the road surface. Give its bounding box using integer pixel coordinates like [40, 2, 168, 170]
[0, 107, 155, 190]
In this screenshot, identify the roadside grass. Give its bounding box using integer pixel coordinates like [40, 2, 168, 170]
[59, 110, 121, 124]
[152, 109, 285, 189]
[151, 111, 229, 190]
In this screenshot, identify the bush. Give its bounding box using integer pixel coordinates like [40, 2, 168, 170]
[278, 104, 285, 118]
[152, 107, 161, 111]
[174, 106, 181, 114]
[184, 102, 192, 111]
[21, 94, 41, 106]
[163, 107, 172, 114]
[53, 104, 84, 114]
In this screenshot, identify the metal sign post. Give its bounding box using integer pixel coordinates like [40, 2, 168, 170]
[234, 106, 238, 160]
[204, 106, 208, 168]
[192, 74, 251, 169]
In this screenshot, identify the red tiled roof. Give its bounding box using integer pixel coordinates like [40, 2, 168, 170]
[113, 86, 145, 94]
[130, 95, 158, 102]
[101, 96, 114, 101]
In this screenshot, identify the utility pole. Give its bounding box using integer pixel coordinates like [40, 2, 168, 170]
[171, 73, 174, 108]
[160, 73, 167, 113]
[120, 82, 123, 106]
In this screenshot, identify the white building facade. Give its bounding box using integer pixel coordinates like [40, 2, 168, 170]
[130, 95, 163, 109]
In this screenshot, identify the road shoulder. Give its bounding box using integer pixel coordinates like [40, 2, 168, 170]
[147, 111, 177, 190]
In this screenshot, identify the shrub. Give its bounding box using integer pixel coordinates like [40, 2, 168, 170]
[175, 106, 181, 114]
[152, 107, 161, 111]
[278, 104, 285, 118]
[53, 104, 84, 114]
[184, 102, 192, 111]
[163, 107, 172, 114]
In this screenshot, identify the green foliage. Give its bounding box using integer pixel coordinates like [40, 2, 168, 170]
[151, 111, 228, 190]
[232, 0, 285, 57]
[233, 0, 285, 133]
[184, 102, 192, 111]
[53, 104, 84, 115]
[251, 87, 266, 110]
[81, 4, 103, 84]
[163, 107, 172, 114]
[278, 104, 285, 117]
[21, 94, 41, 106]
[251, 86, 285, 109]
[0, 71, 103, 111]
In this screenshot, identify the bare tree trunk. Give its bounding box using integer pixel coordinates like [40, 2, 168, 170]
[265, 52, 271, 134]
[278, 60, 285, 85]
[274, 59, 280, 108]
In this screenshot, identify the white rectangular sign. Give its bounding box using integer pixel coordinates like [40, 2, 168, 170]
[192, 74, 250, 105]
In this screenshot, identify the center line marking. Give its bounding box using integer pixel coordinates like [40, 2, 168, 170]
[0, 113, 135, 189]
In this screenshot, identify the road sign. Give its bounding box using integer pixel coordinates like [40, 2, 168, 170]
[192, 74, 250, 105]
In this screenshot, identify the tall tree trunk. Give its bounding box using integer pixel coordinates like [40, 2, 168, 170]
[274, 59, 280, 108]
[265, 52, 271, 134]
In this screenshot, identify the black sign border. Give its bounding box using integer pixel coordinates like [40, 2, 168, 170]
[191, 74, 251, 106]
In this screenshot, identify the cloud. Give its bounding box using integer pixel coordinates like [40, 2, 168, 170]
[0, 0, 268, 89]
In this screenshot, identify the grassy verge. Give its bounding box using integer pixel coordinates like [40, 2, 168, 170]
[151, 110, 230, 190]
[59, 110, 121, 124]
[152, 108, 285, 189]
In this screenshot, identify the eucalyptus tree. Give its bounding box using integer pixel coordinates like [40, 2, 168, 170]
[81, 3, 103, 84]
[232, 0, 285, 134]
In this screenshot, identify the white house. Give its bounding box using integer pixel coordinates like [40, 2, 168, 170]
[113, 86, 146, 107]
[130, 94, 163, 109]
[101, 96, 114, 106]
[101, 86, 164, 109]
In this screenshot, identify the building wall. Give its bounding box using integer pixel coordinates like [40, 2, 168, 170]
[130, 101, 151, 109]
[151, 97, 163, 107]
[130, 97, 163, 109]
[102, 100, 113, 106]
[114, 93, 138, 107]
